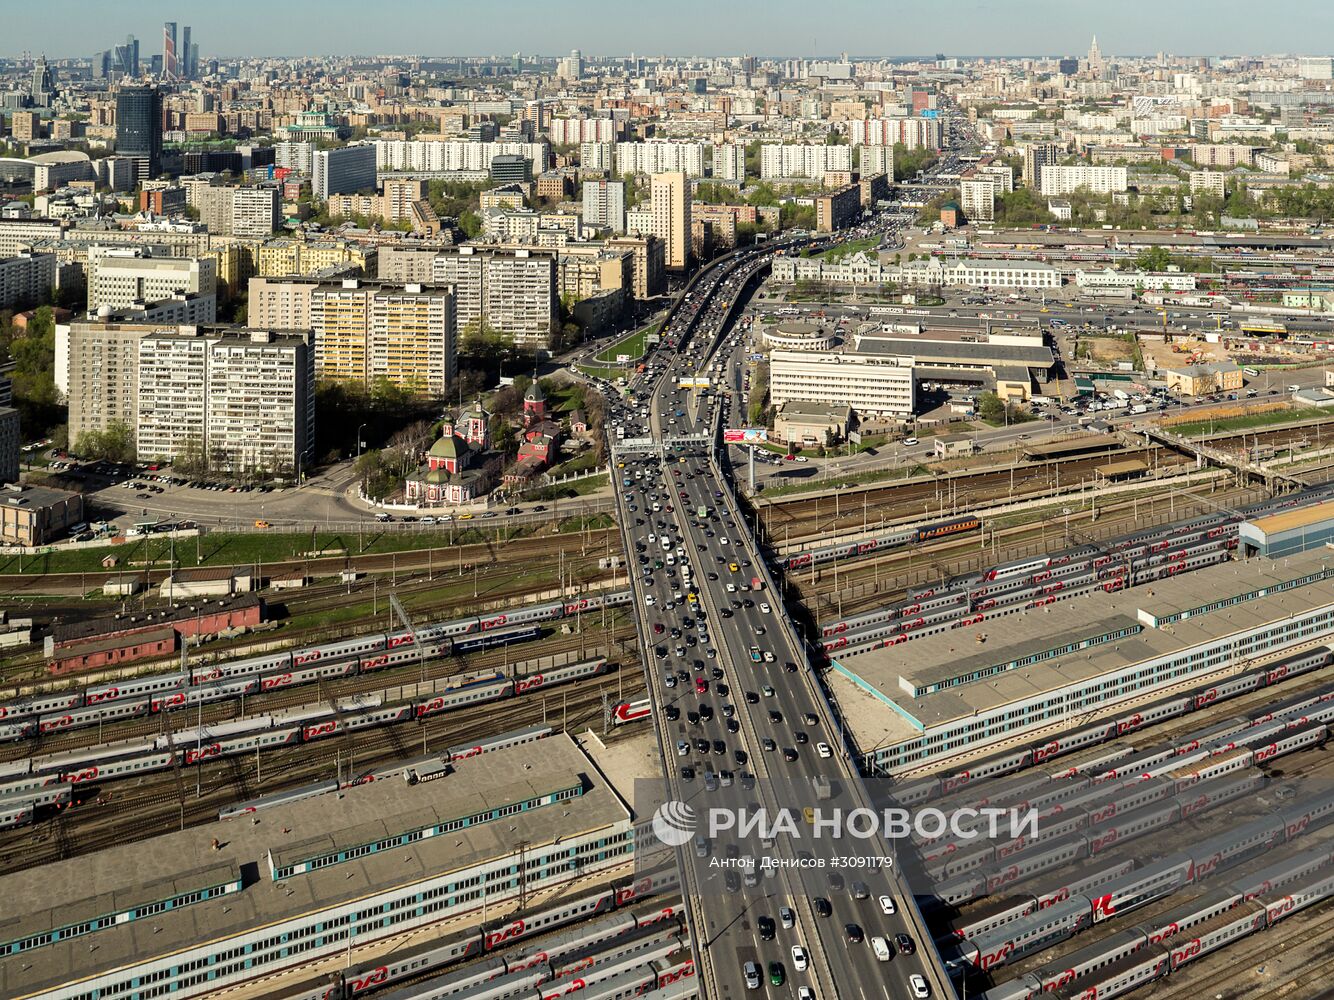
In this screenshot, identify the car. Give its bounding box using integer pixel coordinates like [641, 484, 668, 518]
[816, 742, 833, 759]
[680, 765, 694, 781]
[828, 871, 845, 892]
[814, 897, 832, 918]
[759, 602, 771, 614]
[758, 916, 775, 941]
[744, 962, 761, 990]
[896, 934, 916, 955]
[676, 740, 689, 756]
[653, 623, 665, 634]
[795, 731, 808, 745]
[693, 738, 709, 753]
[762, 738, 777, 752]
[903, 437, 919, 446]
[844, 923, 864, 944]
[909, 974, 930, 998]
[665, 705, 680, 721]
[769, 710, 782, 724]
[872, 936, 892, 962]
[768, 962, 785, 987]
[780, 906, 795, 929]
[782, 747, 798, 762]
[878, 895, 897, 916]
[803, 712, 818, 726]
[851, 881, 869, 900]
[725, 870, 741, 893]
[712, 738, 725, 755]
[790, 946, 808, 972]
[762, 685, 776, 697]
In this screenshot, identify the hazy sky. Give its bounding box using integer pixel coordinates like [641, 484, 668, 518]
[7, 0, 1334, 59]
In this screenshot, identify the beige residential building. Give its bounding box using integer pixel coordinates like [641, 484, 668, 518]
[310, 284, 373, 384]
[369, 288, 457, 393]
[430, 247, 556, 351]
[254, 238, 376, 278]
[650, 171, 691, 271]
[65, 321, 158, 448]
[1189, 170, 1227, 198]
[606, 235, 666, 299]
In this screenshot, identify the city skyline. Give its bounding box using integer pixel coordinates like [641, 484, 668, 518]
[9, 0, 1334, 60]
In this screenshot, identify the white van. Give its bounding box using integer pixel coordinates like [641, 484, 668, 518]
[871, 936, 892, 962]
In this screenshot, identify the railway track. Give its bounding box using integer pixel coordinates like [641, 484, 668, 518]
[0, 665, 649, 873]
[0, 618, 640, 763]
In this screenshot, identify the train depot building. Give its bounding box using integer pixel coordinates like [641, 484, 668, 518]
[0, 734, 634, 1000]
[828, 549, 1334, 775]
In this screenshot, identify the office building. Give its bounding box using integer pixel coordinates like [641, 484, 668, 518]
[311, 144, 377, 200]
[162, 22, 177, 79]
[650, 172, 691, 271]
[769, 348, 915, 418]
[490, 154, 532, 184]
[430, 247, 557, 352]
[759, 144, 853, 180]
[134, 327, 314, 473]
[1038, 164, 1128, 196]
[0, 252, 56, 309]
[115, 85, 163, 183]
[0, 482, 83, 545]
[180, 26, 192, 79]
[1022, 141, 1065, 190]
[87, 247, 216, 312]
[29, 56, 56, 108]
[582, 179, 625, 232]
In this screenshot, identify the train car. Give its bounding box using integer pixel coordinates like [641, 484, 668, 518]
[931, 747, 1037, 803]
[444, 726, 553, 764]
[1230, 840, 1334, 901]
[38, 698, 150, 734]
[360, 642, 452, 674]
[987, 836, 1087, 894]
[1047, 943, 1169, 1000]
[155, 717, 275, 751]
[219, 779, 341, 820]
[995, 813, 1087, 861]
[1088, 856, 1194, 923]
[1173, 716, 1252, 754]
[293, 633, 390, 667]
[1167, 746, 1254, 792]
[61, 750, 175, 784]
[258, 659, 359, 692]
[928, 871, 988, 908]
[302, 704, 415, 742]
[960, 896, 1091, 971]
[612, 699, 653, 724]
[0, 720, 36, 742]
[1029, 928, 1149, 993]
[0, 689, 83, 722]
[455, 626, 543, 654]
[947, 895, 1038, 942]
[1086, 801, 1180, 856]
[477, 601, 567, 631]
[84, 671, 187, 706]
[1086, 746, 1176, 785]
[984, 556, 1051, 583]
[184, 676, 260, 707]
[191, 650, 292, 683]
[1174, 769, 1265, 819]
[415, 680, 513, 719]
[1033, 731, 1127, 772]
[1070, 777, 1173, 827]
[1259, 867, 1334, 926]
[0, 782, 71, 810]
[1187, 815, 1285, 883]
[1166, 901, 1267, 972]
[0, 801, 32, 830]
[1139, 887, 1242, 946]
[513, 658, 609, 695]
[1274, 786, 1334, 840]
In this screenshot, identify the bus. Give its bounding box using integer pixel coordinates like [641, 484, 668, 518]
[1243, 367, 1262, 377]
[697, 505, 709, 518]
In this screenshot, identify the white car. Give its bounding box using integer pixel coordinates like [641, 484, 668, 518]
[795, 456, 808, 463]
[798, 989, 815, 1000]
[878, 894, 896, 916]
[816, 742, 833, 759]
[677, 740, 689, 756]
[645, 595, 656, 606]
[759, 602, 771, 614]
[903, 437, 919, 446]
[726, 583, 737, 593]
[909, 974, 930, 998]
[719, 536, 730, 545]
[791, 946, 809, 972]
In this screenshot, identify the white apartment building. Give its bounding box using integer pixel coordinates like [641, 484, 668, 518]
[86, 247, 217, 311]
[614, 142, 708, 177]
[713, 143, 747, 181]
[977, 163, 1014, 193]
[960, 177, 996, 222]
[582, 179, 625, 232]
[859, 145, 894, 179]
[650, 172, 691, 271]
[274, 141, 314, 175]
[625, 208, 654, 236]
[136, 331, 210, 463]
[759, 144, 853, 180]
[1037, 165, 1128, 197]
[769, 348, 915, 418]
[549, 118, 617, 144]
[430, 247, 557, 351]
[194, 185, 281, 238]
[312, 144, 377, 200]
[373, 140, 549, 176]
[847, 118, 943, 150]
[1189, 170, 1227, 197]
[1298, 56, 1333, 80]
[580, 142, 615, 172]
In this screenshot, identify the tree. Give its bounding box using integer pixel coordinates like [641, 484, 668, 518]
[977, 392, 1006, 423]
[458, 209, 482, 238]
[1135, 246, 1173, 272]
[76, 420, 137, 463]
[460, 319, 512, 365]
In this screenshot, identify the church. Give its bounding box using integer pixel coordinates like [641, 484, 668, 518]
[403, 398, 500, 506]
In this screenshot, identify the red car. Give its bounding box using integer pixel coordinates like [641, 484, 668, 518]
[653, 623, 665, 634]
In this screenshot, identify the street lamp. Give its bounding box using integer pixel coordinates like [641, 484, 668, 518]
[356, 423, 368, 461]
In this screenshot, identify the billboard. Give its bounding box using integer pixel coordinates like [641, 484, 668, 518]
[678, 378, 710, 389]
[724, 428, 768, 444]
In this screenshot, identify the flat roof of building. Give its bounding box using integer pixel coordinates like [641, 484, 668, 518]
[830, 549, 1334, 739]
[1095, 459, 1149, 477]
[0, 734, 628, 1000]
[1245, 501, 1334, 538]
[854, 336, 1054, 366]
[0, 483, 79, 510]
[1020, 433, 1122, 458]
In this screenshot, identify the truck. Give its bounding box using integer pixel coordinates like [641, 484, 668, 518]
[812, 775, 833, 801]
[1132, 403, 1149, 414]
[1113, 389, 1131, 402]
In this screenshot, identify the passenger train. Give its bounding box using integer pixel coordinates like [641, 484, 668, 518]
[0, 589, 633, 740]
[0, 659, 612, 826]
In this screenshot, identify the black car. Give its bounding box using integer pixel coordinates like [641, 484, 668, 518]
[733, 748, 748, 765]
[726, 719, 740, 734]
[740, 771, 756, 790]
[725, 871, 741, 893]
[814, 897, 832, 917]
[783, 747, 798, 762]
[687, 711, 700, 726]
[828, 871, 846, 892]
[693, 737, 709, 753]
[795, 731, 808, 745]
[769, 710, 782, 724]
[845, 923, 864, 944]
[712, 739, 726, 755]
[758, 916, 775, 941]
[680, 765, 694, 781]
[664, 706, 680, 721]
[699, 704, 714, 721]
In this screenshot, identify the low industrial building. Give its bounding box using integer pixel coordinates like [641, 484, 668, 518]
[1164, 361, 1244, 396]
[0, 482, 83, 546]
[829, 549, 1334, 775]
[1239, 502, 1334, 559]
[0, 734, 634, 1000]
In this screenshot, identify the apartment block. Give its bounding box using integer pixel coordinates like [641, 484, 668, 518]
[549, 118, 618, 144]
[86, 247, 216, 311]
[713, 143, 747, 181]
[650, 172, 691, 271]
[373, 140, 548, 175]
[1189, 170, 1227, 197]
[606, 235, 667, 299]
[430, 247, 557, 351]
[960, 177, 996, 222]
[134, 327, 314, 473]
[760, 144, 853, 180]
[1023, 142, 1066, 189]
[1038, 165, 1128, 196]
[582, 179, 625, 232]
[815, 184, 861, 233]
[66, 321, 158, 447]
[858, 144, 895, 179]
[846, 118, 942, 150]
[615, 142, 708, 177]
[0, 252, 56, 309]
[369, 287, 457, 393]
[254, 238, 376, 278]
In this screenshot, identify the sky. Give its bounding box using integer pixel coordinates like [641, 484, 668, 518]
[7, 0, 1334, 60]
